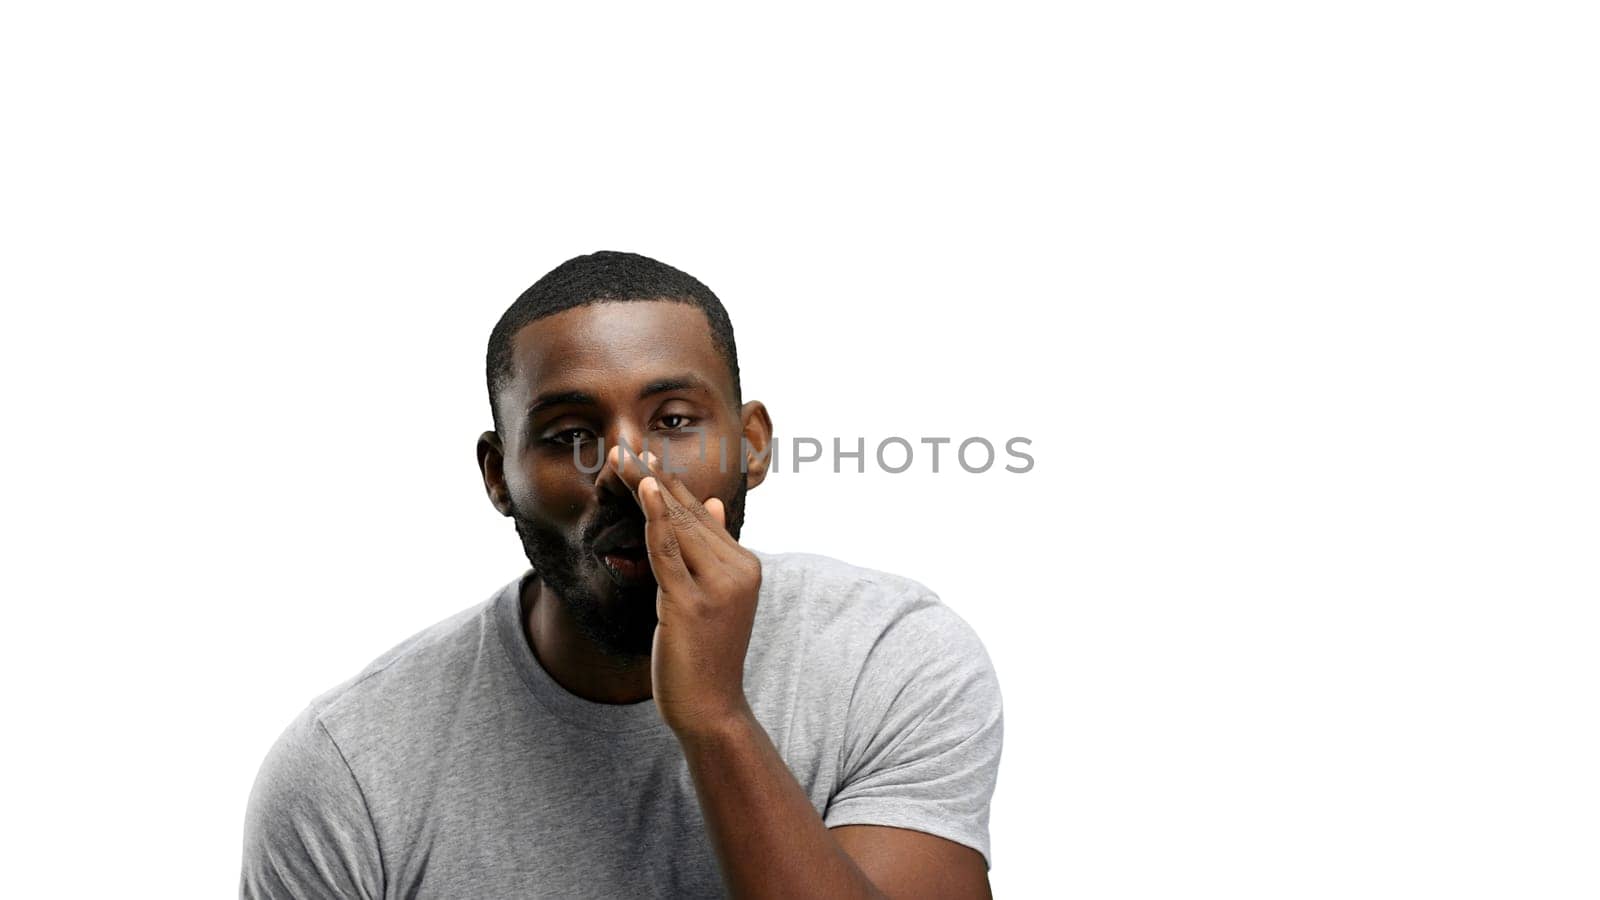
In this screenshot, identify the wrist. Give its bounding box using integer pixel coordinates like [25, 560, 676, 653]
[668, 697, 756, 747]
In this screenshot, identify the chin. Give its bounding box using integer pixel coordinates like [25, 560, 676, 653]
[595, 591, 661, 658]
[583, 563, 655, 609]
[603, 578, 658, 609]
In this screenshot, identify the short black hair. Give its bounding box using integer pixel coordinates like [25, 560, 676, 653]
[486, 251, 742, 434]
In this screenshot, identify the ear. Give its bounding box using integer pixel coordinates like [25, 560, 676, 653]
[477, 430, 514, 517]
[739, 401, 774, 489]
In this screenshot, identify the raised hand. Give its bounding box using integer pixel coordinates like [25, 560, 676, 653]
[606, 445, 762, 738]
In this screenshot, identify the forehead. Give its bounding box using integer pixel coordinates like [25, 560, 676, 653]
[506, 299, 728, 399]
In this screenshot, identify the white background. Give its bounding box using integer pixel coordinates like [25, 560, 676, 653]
[3, 3, 1596, 897]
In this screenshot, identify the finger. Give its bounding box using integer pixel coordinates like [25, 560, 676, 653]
[646, 470, 730, 576]
[607, 444, 653, 498]
[639, 476, 692, 591]
[643, 453, 739, 571]
[644, 450, 718, 527]
[645, 451, 738, 551]
[705, 497, 726, 530]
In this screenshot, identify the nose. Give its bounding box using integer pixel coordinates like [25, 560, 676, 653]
[594, 454, 631, 502]
[593, 426, 648, 501]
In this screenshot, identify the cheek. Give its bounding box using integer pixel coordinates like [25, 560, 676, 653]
[659, 427, 742, 476]
[510, 458, 591, 523]
[677, 457, 745, 508]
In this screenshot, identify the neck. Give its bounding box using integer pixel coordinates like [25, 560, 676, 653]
[521, 576, 654, 705]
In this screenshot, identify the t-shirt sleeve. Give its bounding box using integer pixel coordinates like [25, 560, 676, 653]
[822, 597, 1005, 869]
[240, 706, 383, 900]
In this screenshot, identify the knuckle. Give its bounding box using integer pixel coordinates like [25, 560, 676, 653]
[668, 503, 696, 528]
[736, 554, 761, 582]
[652, 533, 682, 560]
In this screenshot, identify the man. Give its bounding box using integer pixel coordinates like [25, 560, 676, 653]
[241, 251, 1004, 898]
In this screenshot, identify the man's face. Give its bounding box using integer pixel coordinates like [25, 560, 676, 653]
[481, 300, 768, 658]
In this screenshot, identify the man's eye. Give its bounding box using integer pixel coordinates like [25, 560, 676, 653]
[656, 414, 693, 431]
[547, 428, 594, 446]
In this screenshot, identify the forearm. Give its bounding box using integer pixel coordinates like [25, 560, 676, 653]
[676, 704, 886, 900]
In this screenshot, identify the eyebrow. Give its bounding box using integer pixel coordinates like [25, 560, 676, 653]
[524, 374, 714, 419]
[526, 390, 598, 417]
[638, 374, 713, 399]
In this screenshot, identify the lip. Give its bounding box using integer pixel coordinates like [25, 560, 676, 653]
[591, 519, 646, 557]
[597, 550, 654, 586]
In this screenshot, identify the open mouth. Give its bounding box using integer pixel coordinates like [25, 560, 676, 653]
[597, 545, 652, 585]
[592, 525, 652, 585]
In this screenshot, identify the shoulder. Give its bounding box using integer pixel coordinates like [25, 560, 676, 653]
[753, 548, 982, 641]
[261, 578, 514, 780]
[243, 580, 517, 894]
[752, 549, 945, 623]
[244, 694, 389, 896]
[749, 549, 996, 690]
[753, 552, 1004, 864]
[307, 595, 496, 729]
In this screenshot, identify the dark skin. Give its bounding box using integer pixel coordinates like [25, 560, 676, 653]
[477, 299, 991, 899]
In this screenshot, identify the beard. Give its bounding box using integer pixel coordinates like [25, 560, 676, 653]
[510, 479, 748, 660]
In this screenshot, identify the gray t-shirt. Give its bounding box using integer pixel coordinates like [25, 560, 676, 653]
[241, 549, 1003, 899]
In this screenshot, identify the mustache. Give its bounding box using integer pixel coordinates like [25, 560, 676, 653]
[509, 498, 642, 549]
[582, 500, 646, 548]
